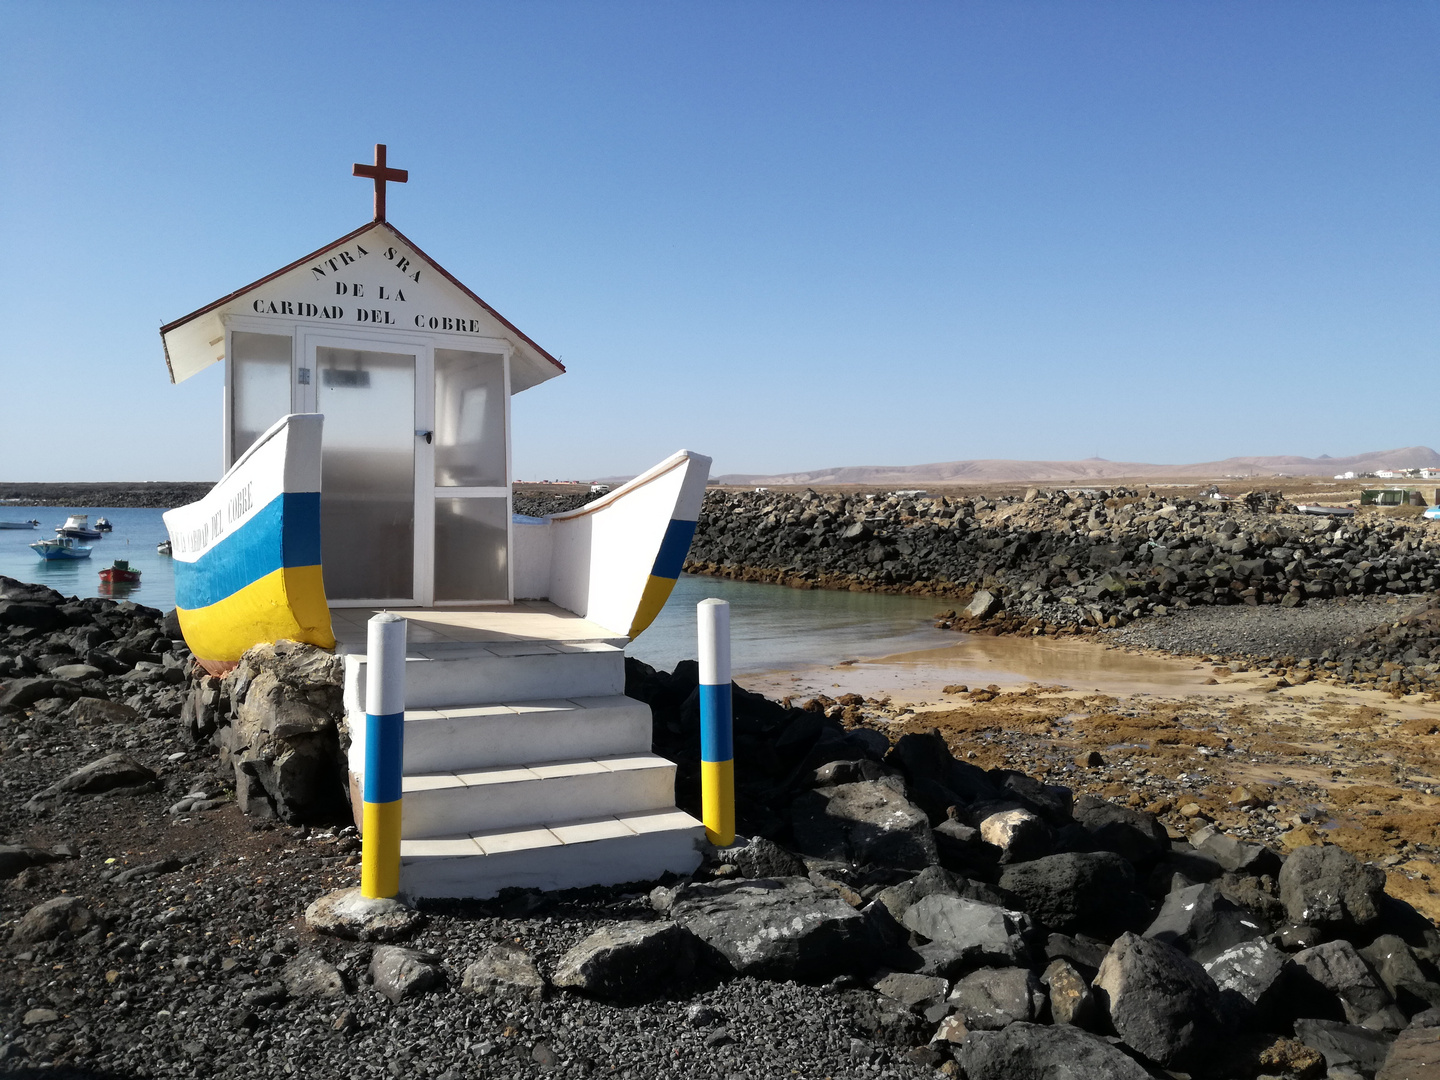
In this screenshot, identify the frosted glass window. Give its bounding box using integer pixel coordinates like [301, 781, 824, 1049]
[317, 347, 415, 600]
[435, 498, 508, 601]
[434, 349, 506, 487]
[231, 333, 292, 462]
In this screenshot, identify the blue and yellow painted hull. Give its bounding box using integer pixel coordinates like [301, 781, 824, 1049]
[163, 414, 334, 674]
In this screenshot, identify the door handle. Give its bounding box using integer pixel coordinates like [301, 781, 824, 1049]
[415, 429, 433, 444]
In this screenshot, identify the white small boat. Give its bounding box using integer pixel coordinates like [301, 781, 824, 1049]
[95, 517, 113, 532]
[31, 536, 93, 560]
[56, 514, 103, 540]
[0, 519, 38, 530]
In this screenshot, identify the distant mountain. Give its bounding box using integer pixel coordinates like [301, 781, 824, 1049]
[713, 447, 1440, 487]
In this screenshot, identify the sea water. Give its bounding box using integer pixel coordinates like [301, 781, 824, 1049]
[0, 506, 950, 675]
[0, 506, 176, 610]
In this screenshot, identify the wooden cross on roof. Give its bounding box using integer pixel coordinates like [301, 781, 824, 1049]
[352, 143, 408, 222]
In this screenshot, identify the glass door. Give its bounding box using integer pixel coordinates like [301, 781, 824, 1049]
[430, 348, 510, 603]
[313, 343, 419, 603]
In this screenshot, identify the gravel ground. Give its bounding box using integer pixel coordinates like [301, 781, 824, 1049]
[0, 701, 934, 1080]
[1104, 595, 1429, 660]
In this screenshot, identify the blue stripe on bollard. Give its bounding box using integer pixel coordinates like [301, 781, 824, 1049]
[699, 684, 733, 761]
[363, 711, 404, 804]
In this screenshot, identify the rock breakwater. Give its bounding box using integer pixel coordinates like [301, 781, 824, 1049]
[686, 487, 1440, 632]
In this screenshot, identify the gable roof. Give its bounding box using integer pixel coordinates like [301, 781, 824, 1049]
[160, 220, 565, 392]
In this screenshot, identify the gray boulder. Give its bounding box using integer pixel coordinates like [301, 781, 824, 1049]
[966, 590, 1001, 619]
[999, 852, 1151, 939]
[12, 896, 93, 944]
[48, 664, 103, 682]
[1376, 1026, 1440, 1080]
[871, 971, 949, 1013]
[369, 945, 443, 1003]
[900, 894, 1027, 969]
[1073, 795, 1167, 865]
[947, 967, 1045, 1030]
[1092, 932, 1223, 1069]
[0, 677, 58, 709]
[724, 837, 807, 879]
[1188, 824, 1282, 876]
[960, 1022, 1153, 1080]
[223, 640, 347, 823]
[1203, 939, 1293, 1027]
[662, 877, 876, 982]
[1294, 1018, 1395, 1076]
[1143, 882, 1268, 963]
[790, 778, 938, 869]
[64, 698, 142, 726]
[305, 888, 424, 942]
[1360, 934, 1440, 1014]
[1042, 958, 1096, 1028]
[0, 845, 66, 879]
[553, 922, 696, 1001]
[1279, 844, 1385, 931]
[1294, 940, 1395, 1025]
[282, 952, 348, 998]
[463, 943, 545, 1002]
[875, 864, 965, 921]
[31, 753, 156, 801]
[887, 730, 1000, 804]
[979, 808, 1053, 862]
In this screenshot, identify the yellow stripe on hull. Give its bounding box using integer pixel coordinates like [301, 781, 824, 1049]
[700, 758, 735, 847]
[361, 799, 402, 899]
[177, 564, 335, 665]
[627, 573, 680, 640]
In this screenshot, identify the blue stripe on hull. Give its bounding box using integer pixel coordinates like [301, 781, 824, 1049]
[173, 492, 322, 611]
[651, 518, 697, 580]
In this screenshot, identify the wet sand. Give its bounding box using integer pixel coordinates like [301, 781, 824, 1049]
[743, 631, 1440, 923]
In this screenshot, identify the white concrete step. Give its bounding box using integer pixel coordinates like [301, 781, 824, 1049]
[393, 695, 652, 774]
[399, 753, 677, 840]
[343, 640, 625, 714]
[400, 807, 706, 900]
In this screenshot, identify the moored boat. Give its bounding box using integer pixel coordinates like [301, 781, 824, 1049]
[99, 559, 141, 584]
[56, 514, 103, 540]
[31, 536, 93, 560]
[95, 517, 114, 532]
[157, 540, 173, 556]
[0, 519, 39, 529]
[163, 413, 334, 676]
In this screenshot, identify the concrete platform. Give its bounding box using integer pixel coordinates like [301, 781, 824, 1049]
[329, 601, 627, 655]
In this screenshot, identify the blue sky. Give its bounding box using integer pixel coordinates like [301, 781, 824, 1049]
[1, 2, 1436, 481]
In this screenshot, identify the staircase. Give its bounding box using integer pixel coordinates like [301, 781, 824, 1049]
[341, 625, 705, 900]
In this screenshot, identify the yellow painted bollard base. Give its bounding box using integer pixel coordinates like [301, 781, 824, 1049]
[701, 758, 735, 847]
[361, 799, 402, 898]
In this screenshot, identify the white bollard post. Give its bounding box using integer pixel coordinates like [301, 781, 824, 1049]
[361, 613, 407, 898]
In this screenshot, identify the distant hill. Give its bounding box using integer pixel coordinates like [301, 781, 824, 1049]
[712, 447, 1440, 487]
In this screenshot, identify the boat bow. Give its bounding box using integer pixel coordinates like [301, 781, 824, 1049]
[163, 413, 334, 675]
